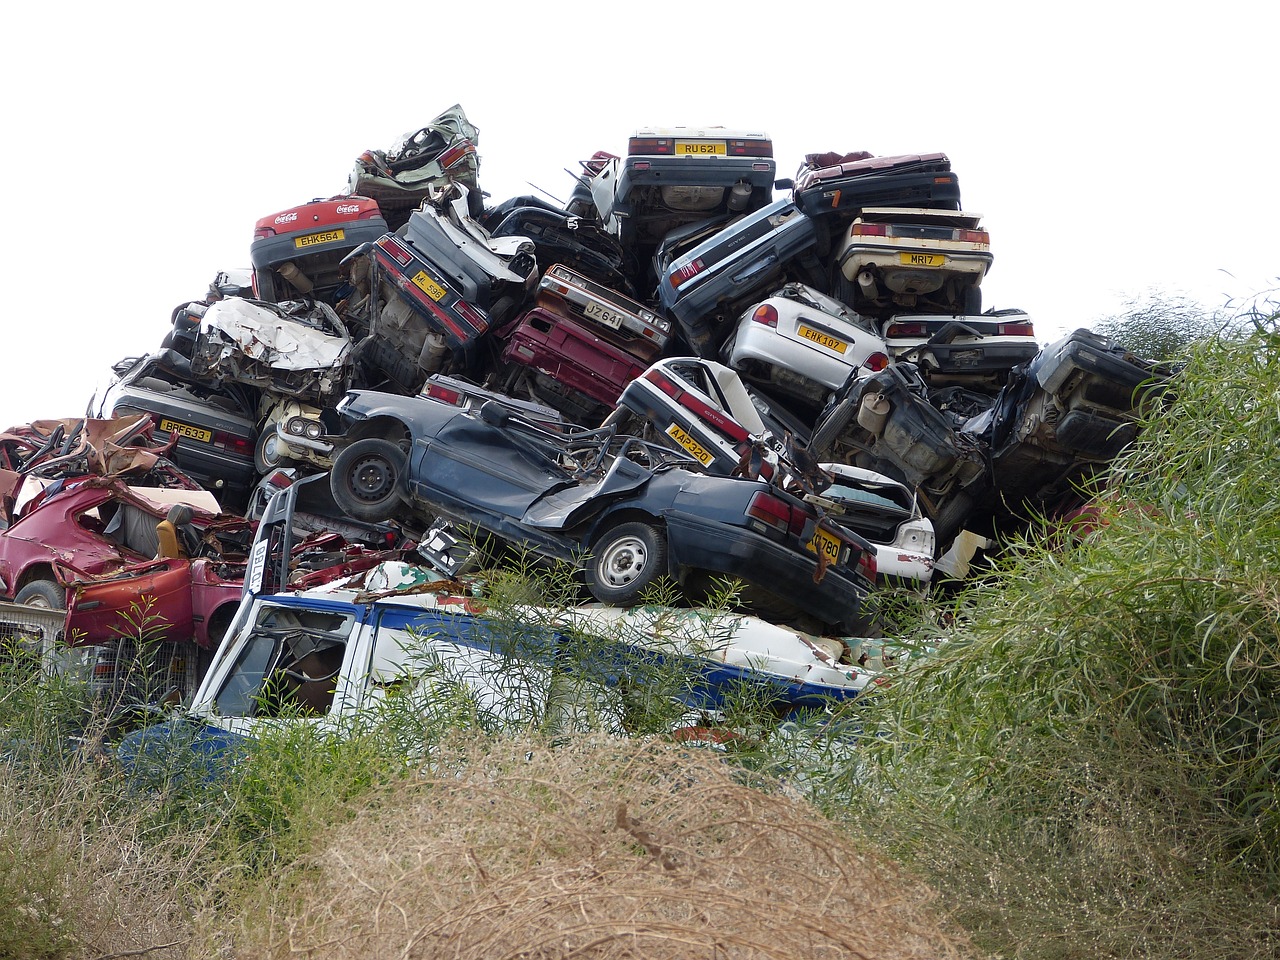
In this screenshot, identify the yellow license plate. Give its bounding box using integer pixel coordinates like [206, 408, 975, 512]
[412, 271, 447, 301]
[159, 418, 213, 443]
[806, 526, 843, 564]
[899, 251, 947, 267]
[294, 228, 345, 249]
[665, 423, 715, 466]
[675, 140, 726, 156]
[797, 325, 848, 354]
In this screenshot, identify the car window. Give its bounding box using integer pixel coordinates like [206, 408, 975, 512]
[214, 604, 356, 718]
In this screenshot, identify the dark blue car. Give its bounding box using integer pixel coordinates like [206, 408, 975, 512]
[326, 390, 877, 634]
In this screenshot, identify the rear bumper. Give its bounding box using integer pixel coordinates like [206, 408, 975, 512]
[664, 511, 870, 632]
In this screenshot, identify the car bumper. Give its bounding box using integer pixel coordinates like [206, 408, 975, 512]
[727, 317, 863, 393]
[664, 511, 870, 632]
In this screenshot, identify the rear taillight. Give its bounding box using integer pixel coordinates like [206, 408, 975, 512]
[425, 382, 463, 405]
[746, 491, 806, 538]
[214, 432, 253, 455]
[454, 298, 489, 330]
[884, 321, 929, 338]
[670, 258, 707, 288]
[253, 226, 274, 240]
[957, 228, 989, 244]
[997, 321, 1034, 337]
[751, 304, 779, 327]
[628, 137, 673, 155]
[439, 140, 476, 171]
[863, 352, 890, 372]
[850, 222, 888, 237]
[378, 235, 414, 266]
[264, 469, 293, 490]
[857, 548, 877, 582]
[727, 139, 774, 158]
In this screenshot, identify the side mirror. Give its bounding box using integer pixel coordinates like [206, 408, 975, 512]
[773, 178, 794, 191]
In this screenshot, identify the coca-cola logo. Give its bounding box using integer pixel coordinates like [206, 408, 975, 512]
[335, 204, 361, 215]
[274, 212, 298, 225]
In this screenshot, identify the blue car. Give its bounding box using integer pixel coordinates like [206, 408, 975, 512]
[327, 390, 877, 634]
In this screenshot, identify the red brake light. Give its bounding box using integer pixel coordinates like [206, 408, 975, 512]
[646, 370, 682, 400]
[378, 235, 414, 266]
[957, 228, 989, 244]
[671, 258, 707, 288]
[851, 222, 888, 237]
[752, 304, 779, 327]
[425, 383, 463, 406]
[454, 298, 488, 330]
[863, 352, 889, 372]
[438, 141, 476, 171]
[746, 491, 793, 534]
[215, 432, 253, 455]
[266, 470, 293, 490]
[884, 322, 929, 338]
[727, 139, 774, 158]
[997, 321, 1035, 337]
[628, 137, 673, 155]
[857, 548, 877, 582]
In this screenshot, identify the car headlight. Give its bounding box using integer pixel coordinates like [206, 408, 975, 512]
[304, 421, 323, 440]
[286, 418, 306, 436]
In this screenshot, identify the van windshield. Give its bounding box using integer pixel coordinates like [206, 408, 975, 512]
[214, 603, 356, 718]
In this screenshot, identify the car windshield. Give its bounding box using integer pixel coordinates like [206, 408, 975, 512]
[214, 604, 356, 718]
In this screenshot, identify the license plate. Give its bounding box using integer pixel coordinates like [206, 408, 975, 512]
[806, 526, 843, 564]
[665, 423, 715, 466]
[583, 299, 624, 329]
[675, 140, 726, 156]
[797, 325, 848, 354]
[159, 418, 212, 443]
[294, 228, 345, 249]
[899, 251, 947, 267]
[412, 271, 447, 301]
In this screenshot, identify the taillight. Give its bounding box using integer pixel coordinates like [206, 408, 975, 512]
[628, 137, 673, 155]
[425, 382, 463, 406]
[378, 235, 414, 266]
[857, 548, 877, 582]
[997, 321, 1035, 337]
[884, 321, 929, 338]
[214, 432, 253, 455]
[670, 258, 707, 288]
[439, 140, 476, 171]
[851, 222, 888, 237]
[863, 352, 890, 372]
[265, 469, 293, 490]
[253, 226, 274, 240]
[746, 491, 807, 539]
[727, 139, 773, 158]
[751, 304, 779, 327]
[957, 228, 989, 244]
[454, 298, 488, 331]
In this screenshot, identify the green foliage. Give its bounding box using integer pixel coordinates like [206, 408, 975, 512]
[834, 301, 1280, 957]
[1090, 289, 1232, 361]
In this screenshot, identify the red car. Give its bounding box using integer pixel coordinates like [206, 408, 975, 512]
[0, 476, 250, 647]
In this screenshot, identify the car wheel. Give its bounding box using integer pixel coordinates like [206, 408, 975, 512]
[254, 427, 296, 475]
[809, 398, 855, 459]
[15, 579, 65, 610]
[587, 521, 666, 607]
[330, 437, 407, 523]
[961, 284, 982, 315]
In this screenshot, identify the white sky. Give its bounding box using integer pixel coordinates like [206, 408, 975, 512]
[2, 1, 1275, 430]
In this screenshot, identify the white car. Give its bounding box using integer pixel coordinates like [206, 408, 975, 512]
[721, 282, 889, 410]
[814, 463, 936, 591]
[880, 308, 1038, 389]
[836, 206, 993, 317]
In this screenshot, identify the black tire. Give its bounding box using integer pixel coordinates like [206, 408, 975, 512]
[16, 579, 65, 610]
[329, 437, 407, 523]
[961, 284, 982, 316]
[254, 426, 296, 475]
[586, 521, 666, 606]
[809, 398, 855, 459]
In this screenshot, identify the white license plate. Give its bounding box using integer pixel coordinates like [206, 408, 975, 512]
[583, 300, 624, 329]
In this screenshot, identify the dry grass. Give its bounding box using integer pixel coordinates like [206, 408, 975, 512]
[235, 733, 977, 960]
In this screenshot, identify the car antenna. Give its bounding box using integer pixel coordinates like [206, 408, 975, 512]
[526, 181, 565, 206]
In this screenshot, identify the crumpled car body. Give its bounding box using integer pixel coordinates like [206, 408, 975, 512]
[329, 390, 878, 633]
[189, 297, 353, 404]
[348, 103, 481, 230]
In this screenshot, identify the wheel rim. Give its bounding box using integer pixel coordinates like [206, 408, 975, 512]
[348, 455, 397, 503]
[260, 433, 282, 468]
[597, 536, 648, 589]
[22, 597, 54, 609]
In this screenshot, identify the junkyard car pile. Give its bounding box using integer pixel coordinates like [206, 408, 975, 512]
[2, 105, 1175, 719]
